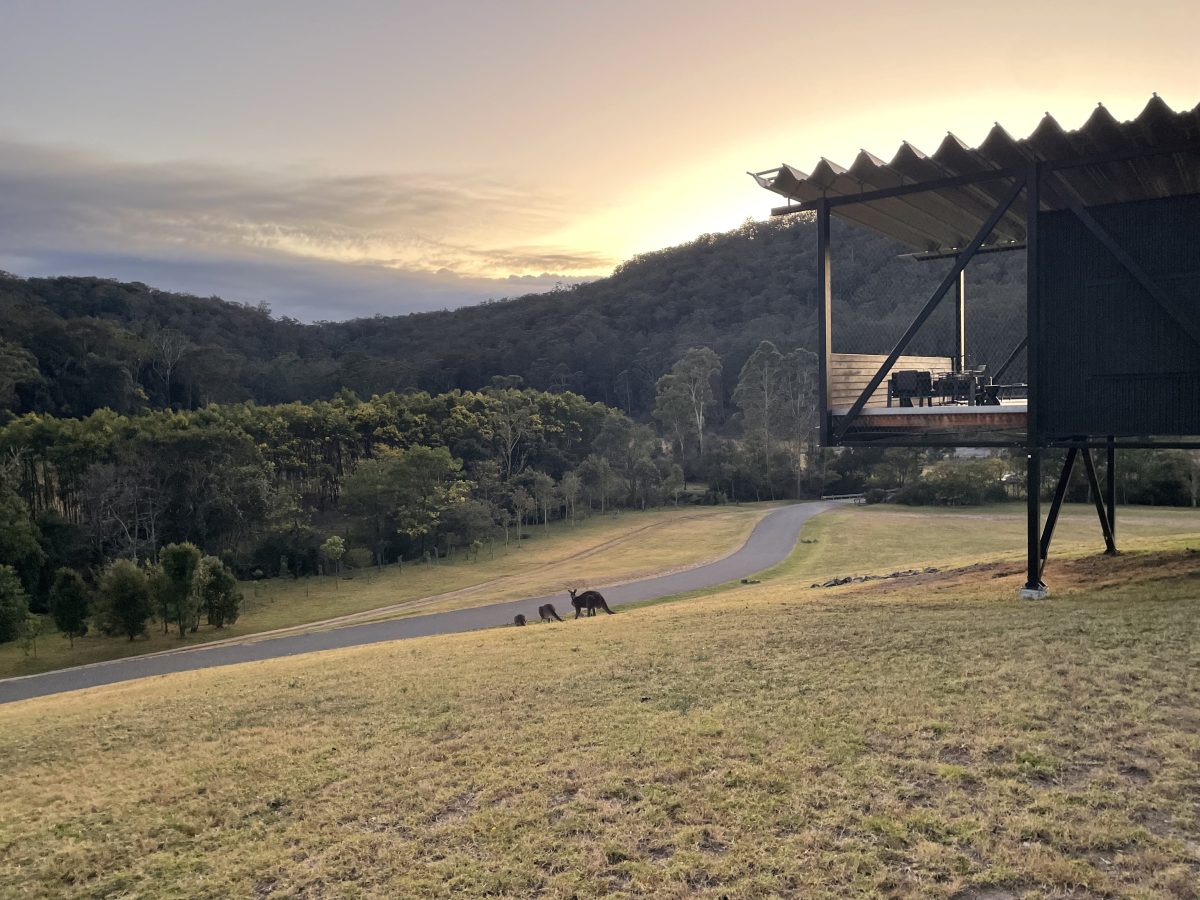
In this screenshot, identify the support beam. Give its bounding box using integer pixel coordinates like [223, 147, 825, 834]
[834, 175, 1026, 442]
[993, 336, 1027, 382]
[907, 243, 1025, 262]
[1022, 450, 1045, 597]
[954, 264, 966, 373]
[1049, 439, 1200, 450]
[1039, 447, 1078, 577]
[1025, 163, 1040, 448]
[1021, 163, 1045, 600]
[1106, 436, 1117, 544]
[1081, 448, 1118, 555]
[815, 199, 832, 446]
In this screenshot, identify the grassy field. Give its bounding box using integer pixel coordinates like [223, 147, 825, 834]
[0, 503, 778, 679]
[1, 504, 1198, 898]
[765, 501, 1200, 581]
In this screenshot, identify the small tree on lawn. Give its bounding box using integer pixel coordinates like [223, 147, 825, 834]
[49, 567, 90, 646]
[147, 564, 171, 633]
[97, 559, 151, 640]
[159, 542, 202, 637]
[320, 536, 346, 586]
[196, 556, 241, 628]
[0, 565, 30, 644]
[21, 612, 43, 657]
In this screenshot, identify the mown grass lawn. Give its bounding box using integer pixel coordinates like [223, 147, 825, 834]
[1, 505, 1198, 898]
[0, 503, 777, 679]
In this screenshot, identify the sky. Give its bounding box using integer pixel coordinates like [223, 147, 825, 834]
[1, 0, 1197, 321]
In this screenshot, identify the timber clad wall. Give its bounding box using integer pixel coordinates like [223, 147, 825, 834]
[829, 353, 954, 410]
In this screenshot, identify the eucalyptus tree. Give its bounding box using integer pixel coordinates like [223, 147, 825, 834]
[653, 347, 721, 465]
[734, 341, 785, 490]
[559, 471, 582, 523]
[779, 347, 819, 495]
[526, 471, 557, 531]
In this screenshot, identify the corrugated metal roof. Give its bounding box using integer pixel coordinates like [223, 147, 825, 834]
[751, 95, 1200, 253]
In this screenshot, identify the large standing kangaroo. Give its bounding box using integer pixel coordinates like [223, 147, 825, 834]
[568, 588, 613, 618]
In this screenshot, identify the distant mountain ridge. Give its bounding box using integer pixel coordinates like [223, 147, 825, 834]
[0, 215, 1025, 421]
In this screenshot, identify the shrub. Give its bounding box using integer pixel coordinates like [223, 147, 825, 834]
[49, 567, 90, 645]
[96, 560, 151, 640]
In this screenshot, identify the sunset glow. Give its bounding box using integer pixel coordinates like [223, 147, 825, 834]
[1, 0, 1197, 317]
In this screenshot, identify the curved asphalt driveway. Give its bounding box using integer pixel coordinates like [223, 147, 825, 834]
[0, 501, 834, 705]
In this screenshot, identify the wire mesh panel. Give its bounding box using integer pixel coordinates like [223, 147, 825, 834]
[1038, 193, 1200, 438]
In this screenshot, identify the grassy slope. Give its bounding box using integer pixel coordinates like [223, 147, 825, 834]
[0, 504, 777, 679]
[1, 505, 1199, 898]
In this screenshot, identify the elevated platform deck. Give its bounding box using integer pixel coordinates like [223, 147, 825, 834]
[832, 401, 1027, 444]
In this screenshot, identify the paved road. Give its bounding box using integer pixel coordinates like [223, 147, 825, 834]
[0, 502, 834, 704]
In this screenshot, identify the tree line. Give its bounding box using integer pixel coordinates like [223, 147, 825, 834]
[0, 384, 693, 645]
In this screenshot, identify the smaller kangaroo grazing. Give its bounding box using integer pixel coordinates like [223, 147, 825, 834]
[513, 614, 526, 627]
[568, 588, 613, 618]
[538, 603, 563, 622]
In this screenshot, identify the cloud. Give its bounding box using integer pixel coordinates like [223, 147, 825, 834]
[0, 139, 612, 319]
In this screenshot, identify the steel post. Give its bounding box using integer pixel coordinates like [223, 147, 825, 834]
[1021, 164, 1045, 598]
[955, 264, 966, 373]
[1106, 436, 1117, 545]
[1024, 450, 1044, 595]
[816, 199, 832, 446]
[1039, 447, 1078, 576]
[1081, 448, 1117, 554]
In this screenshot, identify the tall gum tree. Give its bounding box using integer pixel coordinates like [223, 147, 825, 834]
[734, 341, 785, 495]
[653, 347, 721, 467]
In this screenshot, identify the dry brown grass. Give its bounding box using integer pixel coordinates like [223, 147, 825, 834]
[1, 505, 1198, 898]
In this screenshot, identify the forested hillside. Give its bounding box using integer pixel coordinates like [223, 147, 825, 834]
[0, 215, 1028, 422]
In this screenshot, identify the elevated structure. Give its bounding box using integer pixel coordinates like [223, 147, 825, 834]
[752, 95, 1200, 596]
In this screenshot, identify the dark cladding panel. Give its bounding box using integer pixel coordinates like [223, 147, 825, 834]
[1038, 193, 1200, 437]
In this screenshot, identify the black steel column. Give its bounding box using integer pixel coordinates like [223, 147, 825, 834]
[1023, 164, 1043, 595]
[1082, 447, 1117, 554]
[1039, 447, 1078, 576]
[816, 199, 832, 446]
[1026, 450, 1042, 591]
[955, 263, 966, 373]
[1106, 435, 1116, 546]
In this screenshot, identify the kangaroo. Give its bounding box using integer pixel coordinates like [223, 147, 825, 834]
[538, 603, 563, 622]
[568, 588, 613, 618]
[513, 614, 526, 626]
